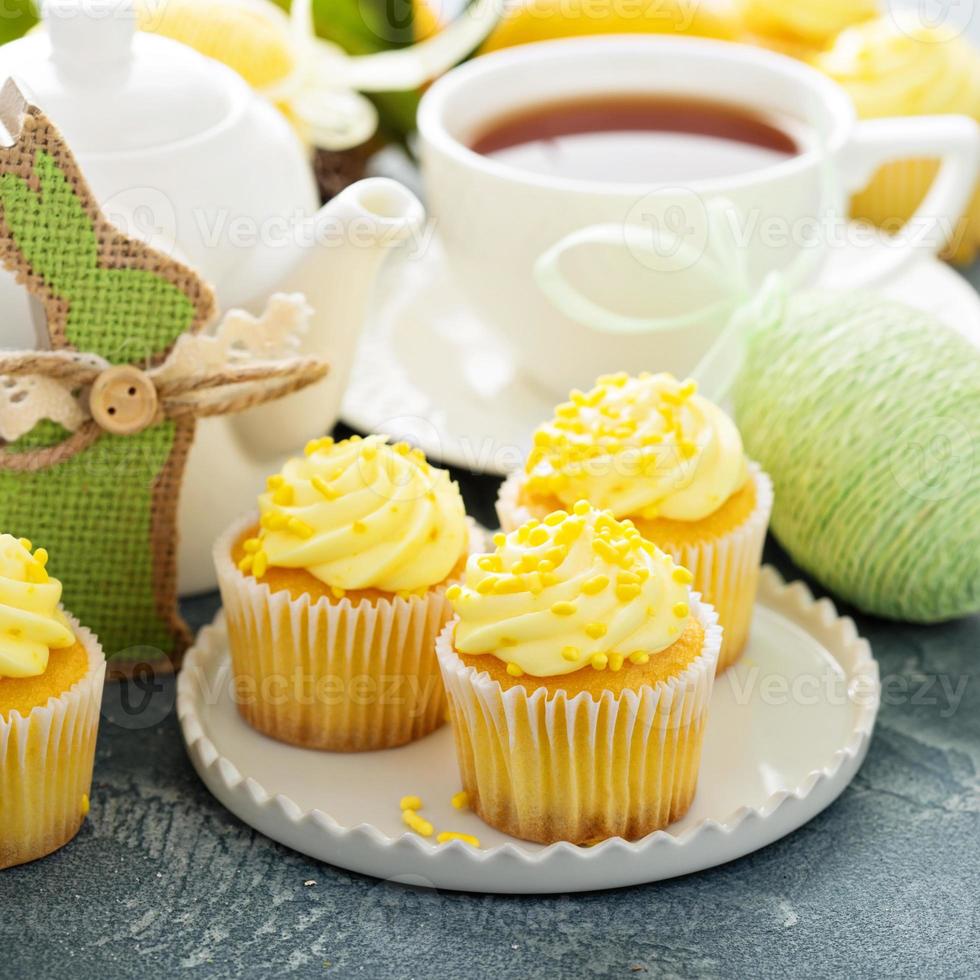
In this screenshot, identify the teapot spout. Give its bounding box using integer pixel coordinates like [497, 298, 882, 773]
[230, 178, 425, 458]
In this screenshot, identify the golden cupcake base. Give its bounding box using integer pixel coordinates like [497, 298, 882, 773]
[435, 599, 721, 845]
[214, 514, 482, 752]
[0, 620, 105, 870]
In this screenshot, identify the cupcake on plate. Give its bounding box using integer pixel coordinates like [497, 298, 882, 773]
[215, 434, 479, 752]
[815, 15, 980, 264]
[0, 535, 106, 870]
[497, 372, 772, 672]
[437, 502, 722, 845]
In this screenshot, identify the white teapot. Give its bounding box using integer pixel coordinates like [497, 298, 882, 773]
[0, 0, 427, 593]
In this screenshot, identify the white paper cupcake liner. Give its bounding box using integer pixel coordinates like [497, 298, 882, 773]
[435, 594, 721, 845]
[0, 616, 106, 870]
[214, 513, 484, 752]
[497, 463, 773, 671]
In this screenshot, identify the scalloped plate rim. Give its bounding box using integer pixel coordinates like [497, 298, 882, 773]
[177, 565, 880, 891]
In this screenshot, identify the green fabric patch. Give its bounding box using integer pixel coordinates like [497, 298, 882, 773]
[0, 423, 178, 659]
[0, 150, 196, 362]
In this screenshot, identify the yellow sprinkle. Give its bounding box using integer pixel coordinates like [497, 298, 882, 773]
[540, 572, 558, 587]
[446, 584, 462, 601]
[18, 537, 31, 551]
[80, 793, 90, 818]
[555, 401, 578, 418]
[679, 379, 698, 398]
[528, 527, 549, 547]
[499, 636, 517, 647]
[451, 791, 470, 810]
[304, 436, 334, 456]
[311, 475, 338, 500]
[476, 577, 496, 595]
[561, 645, 580, 663]
[399, 795, 423, 810]
[287, 517, 314, 539]
[544, 546, 566, 566]
[352, 520, 367, 534]
[251, 551, 269, 578]
[361, 443, 378, 461]
[543, 511, 567, 526]
[273, 485, 294, 506]
[477, 555, 502, 572]
[261, 511, 288, 531]
[331, 586, 346, 599]
[242, 537, 261, 554]
[629, 652, 651, 665]
[394, 441, 411, 455]
[266, 474, 284, 491]
[672, 567, 694, 584]
[237, 554, 254, 573]
[591, 652, 609, 670]
[673, 602, 690, 618]
[679, 439, 698, 459]
[585, 622, 607, 639]
[33, 548, 48, 568]
[494, 576, 527, 595]
[582, 574, 609, 595]
[551, 600, 577, 616]
[573, 500, 591, 516]
[493, 533, 506, 548]
[537, 559, 555, 574]
[506, 662, 524, 677]
[616, 583, 641, 602]
[25, 563, 48, 584]
[554, 518, 584, 545]
[593, 539, 620, 565]
[609, 653, 624, 672]
[402, 809, 433, 837]
[436, 832, 480, 847]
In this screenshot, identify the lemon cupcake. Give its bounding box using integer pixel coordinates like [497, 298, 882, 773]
[815, 15, 980, 264]
[437, 503, 721, 845]
[735, 0, 876, 60]
[215, 434, 479, 752]
[497, 372, 772, 672]
[0, 535, 106, 870]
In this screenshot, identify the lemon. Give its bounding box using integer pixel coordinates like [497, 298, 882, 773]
[137, 0, 297, 90]
[480, 0, 739, 54]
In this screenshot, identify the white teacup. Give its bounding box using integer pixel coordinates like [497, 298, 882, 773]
[418, 37, 979, 397]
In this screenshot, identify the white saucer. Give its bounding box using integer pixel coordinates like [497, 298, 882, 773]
[342, 236, 980, 475]
[177, 567, 879, 894]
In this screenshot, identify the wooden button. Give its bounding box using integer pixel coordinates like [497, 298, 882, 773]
[89, 366, 158, 436]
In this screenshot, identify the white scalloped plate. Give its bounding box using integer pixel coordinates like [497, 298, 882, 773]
[177, 567, 879, 893]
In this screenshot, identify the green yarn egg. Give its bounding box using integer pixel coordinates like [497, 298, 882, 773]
[733, 291, 980, 622]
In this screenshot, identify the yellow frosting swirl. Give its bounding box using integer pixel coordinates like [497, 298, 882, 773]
[247, 435, 468, 593]
[0, 535, 74, 679]
[450, 503, 694, 677]
[524, 372, 747, 522]
[815, 16, 980, 118]
[738, 0, 876, 47]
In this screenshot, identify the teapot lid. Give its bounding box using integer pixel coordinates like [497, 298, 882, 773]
[0, 0, 250, 154]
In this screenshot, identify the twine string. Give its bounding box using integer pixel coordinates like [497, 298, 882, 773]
[0, 350, 329, 466]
